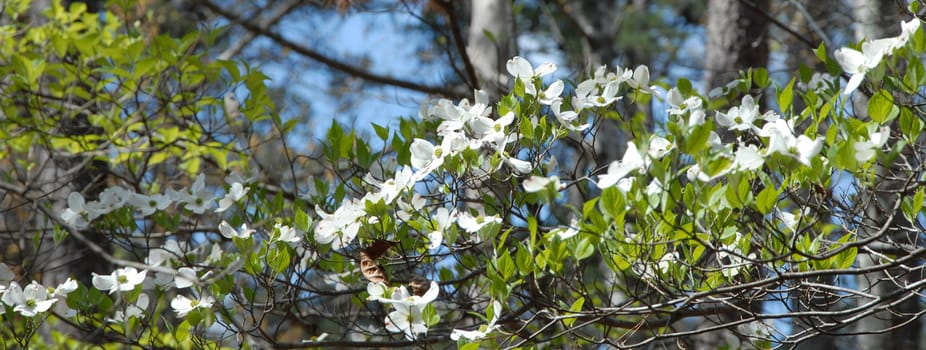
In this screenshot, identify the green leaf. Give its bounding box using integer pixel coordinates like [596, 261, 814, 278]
[868, 89, 898, 123]
[914, 22, 926, 52]
[563, 297, 585, 327]
[372, 123, 389, 141]
[913, 189, 925, 216]
[798, 64, 813, 82]
[422, 303, 440, 326]
[684, 124, 712, 155]
[481, 29, 497, 44]
[175, 320, 190, 342]
[244, 251, 262, 275]
[460, 343, 481, 350]
[755, 186, 778, 215]
[519, 116, 534, 140]
[752, 68, 770, 88]
[778, 78, 795, 112]
[903, 56, 924, 91]
[295, 208, 312, 232]
[833, 234, 858, 269]
[599, 188, 625, 219]
[497, 252, 515, 280]
[899, 107, 923, 142]
[573, 237, 595, 261]
[815, 42, 827, 62]
[677, 78, 692, 95]
[725, 178, 749, 208]
[903, 188, 925, 221]
[528, 216, 538, 251]
[513, 77, 526, 97]
[53, 225, 69, 245]
[516, 244, 533, 274]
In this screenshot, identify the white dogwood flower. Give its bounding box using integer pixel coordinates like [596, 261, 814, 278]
[716, 95, 759, 132]
[169, 173, 213, 214]
[367, 281, 389, 302]
[92, 267, 147, 294]
[2, 281, 56, 317]
[128, 192, 171, 216]
[171, 294, 214, 317]
[627, 65, 654, 94]
[522, 175, 561, 193]
[60, 192, 97, 228]
[833, 19, 920, 96]
[537, 80, 564, 105]
[174, 267, 199, 289]
[273, 223, 302, 244]
[647, 136, 674, 160]
[597, 142, 646, 189]
[111, 293, 149, 322]
[216, 182, 247, 213]
[457, 212, 502, 234]
[451, 300, 503, 341]
[218, 221, 255, 239]
[315, 199, 365, 249]
[854, 127, 890, 162]
[506, 56, 556, 81]
[733, 144, 765, 171]
[379, 281, 440, 340]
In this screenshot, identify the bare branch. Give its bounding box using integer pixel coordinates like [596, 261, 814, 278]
[197, 0, 465, 98]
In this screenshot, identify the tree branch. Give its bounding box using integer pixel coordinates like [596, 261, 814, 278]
[737, 0, 818, 49]
[433, 0, 480, 90]
[217, 0, 306, 61]
[196, 0, 464, 98]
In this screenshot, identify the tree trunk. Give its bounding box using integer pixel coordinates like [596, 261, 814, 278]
[775, 2, 841, 348]
[463, 0, 516, 216]
[465, 0, 516, 96]
[704, 0, 770, 90]
[695, 0, 769, 347]
[850, 2, 920, 349]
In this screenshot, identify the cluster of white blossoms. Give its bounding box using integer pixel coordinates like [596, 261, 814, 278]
[0, 264, 78, 318]
[450, 300, 503, 341]
[671, 90, 826, 183]
[797, 72, 836, 95]
[367, 281, 440, 340]
[632, 251, 680, 281]
[573, 64, 652, 112]
[316, 57, 593, 252]
[61, 173, 251, 229]
[40, 26, 923, 340]
[596, 137, 674, 192]
[91, 265, 217, 318]
[54, 168, 305, 323]
[716, 243, 757, 279]
[91, 266, 214, 319]
[834, 18, 920, 95]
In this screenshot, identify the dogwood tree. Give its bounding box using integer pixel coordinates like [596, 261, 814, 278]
[2, 1, 926, 349]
